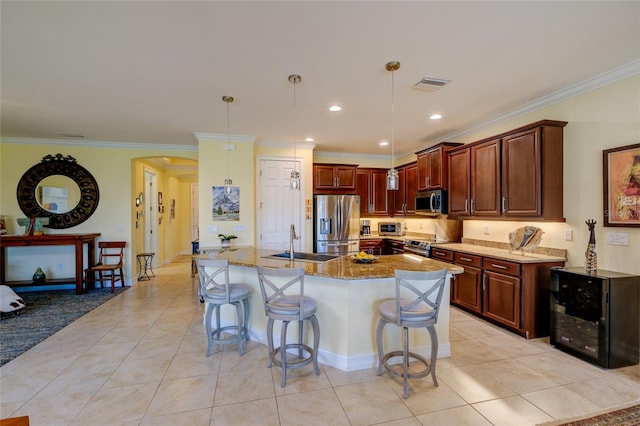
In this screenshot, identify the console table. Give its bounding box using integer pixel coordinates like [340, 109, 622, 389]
[0, 233, 101, 295]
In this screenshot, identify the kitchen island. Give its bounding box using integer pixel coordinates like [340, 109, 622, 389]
[194, 247, 462, 371]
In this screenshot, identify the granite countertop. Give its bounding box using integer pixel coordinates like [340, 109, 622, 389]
[430, 242, 567, 263]
[195, 247, 463, 280]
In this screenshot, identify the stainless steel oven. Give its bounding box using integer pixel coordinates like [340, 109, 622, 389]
[402, 240, 432, 257]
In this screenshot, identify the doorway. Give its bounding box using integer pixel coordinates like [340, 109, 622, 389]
[144, 168, 158, 267]
[257, 158, 303, 251]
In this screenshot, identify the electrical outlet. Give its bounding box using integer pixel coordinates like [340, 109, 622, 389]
[565, 230, 573, 241]
[606, 232, 629, 246]
[483, 225, 490, 235]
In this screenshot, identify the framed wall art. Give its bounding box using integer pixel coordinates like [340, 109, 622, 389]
[603, 143, 640, 227]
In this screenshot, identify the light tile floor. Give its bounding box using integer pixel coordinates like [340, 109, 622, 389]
[1, 258, 639, 425]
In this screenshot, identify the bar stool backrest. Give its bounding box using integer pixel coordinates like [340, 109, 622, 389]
[196, 258, 232, 304]
[394, 269, 447, 328]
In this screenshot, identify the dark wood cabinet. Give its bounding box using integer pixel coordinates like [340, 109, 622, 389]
[416, 142, 462, 191]
[313, 164, 357, 193]
[483, 259, 521, 329]
[430, 245, 564, 338]
[356, 168, 389, 216]
[385, 239, 405, 255]
[359, 239, 384, 255]
[447, 120, 567, 221]
[501, 124, 564, 220]
[452, 252, 483, 313]
[392, 162, 417, 216]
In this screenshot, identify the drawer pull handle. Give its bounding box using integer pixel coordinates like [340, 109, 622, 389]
[491, 264, 508, 269]
[435, 251, 446, 256]
[460, 257, 472, 262]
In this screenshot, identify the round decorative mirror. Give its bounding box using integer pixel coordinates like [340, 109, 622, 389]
[17, 154, 100, 229]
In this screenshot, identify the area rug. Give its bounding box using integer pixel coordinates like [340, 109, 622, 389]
[544, 402, 640, 425]
[0, 287, 127, 367]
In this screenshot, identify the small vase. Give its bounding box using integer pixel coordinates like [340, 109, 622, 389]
[221, 240, 231, 248]
[32, 267, 46, 283]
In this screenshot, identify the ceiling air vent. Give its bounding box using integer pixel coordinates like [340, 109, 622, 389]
[413, 77, 450, 91]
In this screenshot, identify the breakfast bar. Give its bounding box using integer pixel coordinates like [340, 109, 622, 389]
[195, 247, 463, 371]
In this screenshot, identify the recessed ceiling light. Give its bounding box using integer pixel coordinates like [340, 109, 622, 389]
[430, 114, 442, 120]
[379, 141, 389, 146]
[329, 105, 342, 112]
[305, 137, 314, 142]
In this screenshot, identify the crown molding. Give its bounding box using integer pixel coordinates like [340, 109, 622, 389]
[256, 140, 316, 151]
[0, 137, 198, 152]
[193, 133, 256, 143]
[436, 59, 640, 143]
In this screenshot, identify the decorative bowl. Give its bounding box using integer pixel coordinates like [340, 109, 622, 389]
[508, 226, 544, 254]
[352, 256, 378, 264]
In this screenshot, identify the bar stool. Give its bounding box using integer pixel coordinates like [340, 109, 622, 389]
[196, 258, 250, 356]
[256, 266, 320, 387]
[136, 252, 155, 280]
[376, 268, 448, 398]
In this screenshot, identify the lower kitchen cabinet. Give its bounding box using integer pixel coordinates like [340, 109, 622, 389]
[385, 239, 405, 255]
[359, 239, 384, 255]
[431, 246, 564, 338]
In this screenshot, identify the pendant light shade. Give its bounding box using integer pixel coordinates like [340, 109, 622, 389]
[386, 61, 400, 191]
[222, 95, 234, 194]
[289, 74, 301, 190]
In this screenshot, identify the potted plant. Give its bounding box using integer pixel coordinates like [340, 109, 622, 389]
[218, 234, 237, 248]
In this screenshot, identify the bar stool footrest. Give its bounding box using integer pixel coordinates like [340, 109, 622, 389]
[381, 350, 431, 379]
[270, 343, 314, 370]
[211, 325, 248, 344]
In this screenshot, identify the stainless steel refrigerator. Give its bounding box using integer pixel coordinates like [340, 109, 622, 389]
[314, 195, 361, 254]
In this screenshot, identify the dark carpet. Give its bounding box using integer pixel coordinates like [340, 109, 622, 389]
[0, 287, 127, 367]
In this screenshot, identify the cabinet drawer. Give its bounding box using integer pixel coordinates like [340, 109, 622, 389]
[484, 258, 520, 276]
[431, 248, 453, 262]
[454, 252, 482, 268]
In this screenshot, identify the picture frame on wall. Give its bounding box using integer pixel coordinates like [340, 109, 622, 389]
[603, 143, 640, 227]
[158, 192, 163, 205]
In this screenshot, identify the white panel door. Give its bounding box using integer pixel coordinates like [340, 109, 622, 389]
[258, 159, 302, 251]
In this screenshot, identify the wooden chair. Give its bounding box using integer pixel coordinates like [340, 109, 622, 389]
[84, 241, 126, 293]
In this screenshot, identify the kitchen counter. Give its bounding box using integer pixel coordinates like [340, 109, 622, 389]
[196, 247, 463, 278]
[194, 247, 459, 372]
[430, 242, 566, 263]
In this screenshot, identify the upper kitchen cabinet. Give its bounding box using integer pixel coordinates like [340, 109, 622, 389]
[392, 162, 417, 216]
[501, 122, 566, 220]
[313, 164, 358, 194]
[448, 139, 501, 217]
[356, 168, 389, 216]
[416, 142, 463, 191]
[448, 119, 567, 221]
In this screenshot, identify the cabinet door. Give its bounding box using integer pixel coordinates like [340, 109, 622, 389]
[356, 170, 371, 215]
[427, 147, 443, 189]
[483, 270, 521, 329]
[314, 165, 336, 190]
[370, 169, 389, 215]
[392, 167, 406, 215]
[502, 128, 541, 216]
[470, 139, 501, 216]
[336, 166, 356, 189]
[404, 163, 417, 214]
[448, 149, 470, 216]
[416, 151, 428, 191]
[453, 266, 482, 313]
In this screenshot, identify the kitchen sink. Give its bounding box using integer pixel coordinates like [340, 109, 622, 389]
[265, 252, 342, 262]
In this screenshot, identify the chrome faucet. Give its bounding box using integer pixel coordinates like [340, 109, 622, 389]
[289, 223, 299, 261]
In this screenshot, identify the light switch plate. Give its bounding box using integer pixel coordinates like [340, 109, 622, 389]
[606, 232, 628, 246]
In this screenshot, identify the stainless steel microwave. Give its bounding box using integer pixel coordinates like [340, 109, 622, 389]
[415, 190, 447, 214]
[378, 222, 404, 236]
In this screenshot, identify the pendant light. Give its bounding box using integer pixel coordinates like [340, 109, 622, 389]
[222, 95, 234, 194]
[386, 61, 400, 191]
[288, 74, 301, 190]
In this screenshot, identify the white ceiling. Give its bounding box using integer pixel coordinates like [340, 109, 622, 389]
[1, 1, 639, 157]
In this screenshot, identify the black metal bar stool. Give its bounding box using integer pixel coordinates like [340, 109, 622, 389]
[136, 252, 155, 280]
